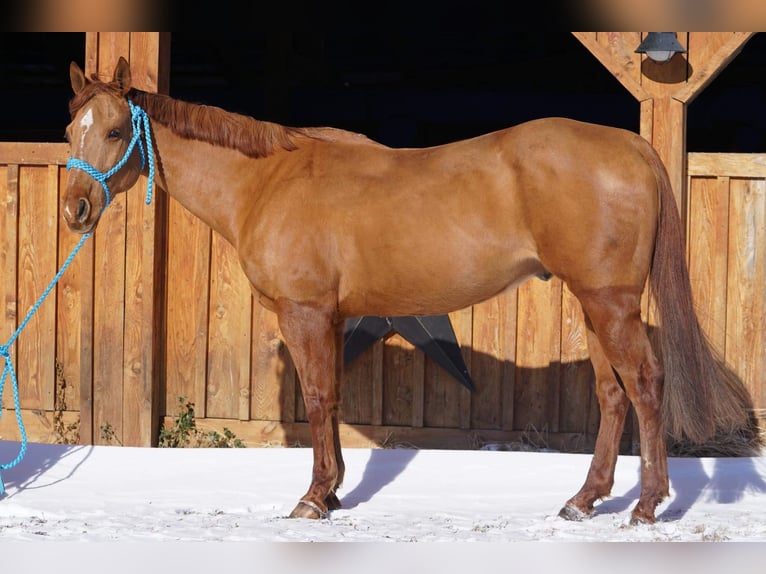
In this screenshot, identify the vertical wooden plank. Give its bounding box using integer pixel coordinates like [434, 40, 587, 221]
[514, 277, 562, 432]
[410, 341, 425, 429]
[74, 33, 100, 445]
[122, 32, 168, 446]
[470, 291, 515, 430]
[56, 165, 89, 423]
[382, 334, 418, 426]
[16, 166, 58, 411]
[501, 290, 519, 431]
[422, 308, 472, 430]
[1, 165, 19, 411]
[370, 339, 384, 426]
[559, 284, 595, 435]
[651, 97, 688, 221]
[92, 194, 127, 443]
[340, 334, 384, 427]
[422, 339, 460, 429]
[165, 201, 211, 414]
[251, 304, 289, 421]
[341, 344, 373, 425]
[122, 180, 155, 445]
[639, 99, 653, 144]
[206, 234, 252, 419]
[84, 32, 99, 76]
[91, 34, 130, 444]
[454, 306, 473, 430]
[725, 179, 765, 409]
[77, 239, 94, 444]
[687, 176, 730, 354]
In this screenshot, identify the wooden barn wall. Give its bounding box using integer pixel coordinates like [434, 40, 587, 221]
[686, 154, 766, 416]
[0, 144, 82, 441]
[1, 145, 764, 450]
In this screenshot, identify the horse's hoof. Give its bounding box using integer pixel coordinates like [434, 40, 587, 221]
[288, 499, 327, 520]
[558, 504, 591, 522]
[629, 512, 656, 526]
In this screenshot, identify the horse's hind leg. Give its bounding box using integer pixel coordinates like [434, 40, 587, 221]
[559, 314, 630, 521]
[325, 323, 346, 512]
[276, 300, 344, 519]
[563, 287, 668, 524]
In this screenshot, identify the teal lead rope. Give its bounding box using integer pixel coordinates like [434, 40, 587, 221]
[0, 232, 92, 495]
[0, 99, 155, 496]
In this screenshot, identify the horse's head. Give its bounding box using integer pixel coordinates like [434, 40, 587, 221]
[64, 57, 143, 233]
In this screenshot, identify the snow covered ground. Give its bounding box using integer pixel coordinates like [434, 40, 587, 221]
[1, 441, 765, 572]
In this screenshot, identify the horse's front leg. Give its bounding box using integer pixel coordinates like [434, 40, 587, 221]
[276, 300, 343, 519]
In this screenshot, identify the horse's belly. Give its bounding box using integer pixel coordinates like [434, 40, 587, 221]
[338, 249, 545, 318]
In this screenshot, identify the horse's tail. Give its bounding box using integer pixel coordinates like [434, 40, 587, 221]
[647, 150, 763, 456]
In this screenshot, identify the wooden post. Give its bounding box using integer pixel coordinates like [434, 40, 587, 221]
[80, 32, 169, 446]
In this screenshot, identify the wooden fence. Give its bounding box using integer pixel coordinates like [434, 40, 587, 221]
[1, 147, 764, 451]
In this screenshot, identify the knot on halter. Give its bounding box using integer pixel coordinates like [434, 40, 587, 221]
[66, 99, 155, 209]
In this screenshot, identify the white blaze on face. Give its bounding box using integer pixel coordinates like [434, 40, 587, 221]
[79, 107, 94, 150]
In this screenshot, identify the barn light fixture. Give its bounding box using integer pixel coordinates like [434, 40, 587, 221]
[635, 32, 686, 63]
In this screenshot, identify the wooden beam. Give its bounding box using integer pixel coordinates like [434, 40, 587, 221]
[0, 408, 81, 443]
[673, 32, 756, 105]
[571, 32, 650, 102]
[183, 417, 605, 452]
[688, 153, 766, 177]
[0, 143, 69, 166]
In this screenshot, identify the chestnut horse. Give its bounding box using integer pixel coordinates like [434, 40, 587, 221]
[63, 58, 759, 525]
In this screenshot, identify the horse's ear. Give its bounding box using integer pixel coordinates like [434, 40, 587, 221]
[69, 61, 87, 95]
[113, 56, 132, 96]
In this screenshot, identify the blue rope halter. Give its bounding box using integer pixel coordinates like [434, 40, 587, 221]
[66, 99, 155, 207]
[0, 99, 155, 496]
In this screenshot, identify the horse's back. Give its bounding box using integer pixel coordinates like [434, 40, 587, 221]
[241, 117, 662, 316]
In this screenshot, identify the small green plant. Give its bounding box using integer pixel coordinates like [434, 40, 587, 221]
[159, 396, 245, 448]
[205, 427, 245, 448]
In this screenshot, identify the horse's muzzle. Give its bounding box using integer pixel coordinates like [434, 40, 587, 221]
[63, 193, 96, 233]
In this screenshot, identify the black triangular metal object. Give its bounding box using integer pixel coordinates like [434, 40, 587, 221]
[343, 315, 474, 392]
[343, 316, 393, 365]
[391, 315, 474, 391]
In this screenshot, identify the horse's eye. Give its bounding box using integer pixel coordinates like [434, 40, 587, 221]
[108, 129, 121, 139]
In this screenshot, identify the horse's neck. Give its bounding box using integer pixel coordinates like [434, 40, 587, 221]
[149, 123, 264, 247]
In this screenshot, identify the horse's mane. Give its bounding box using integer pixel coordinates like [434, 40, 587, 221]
[69, 80, 313, 158]
[128, 89, 313, 158]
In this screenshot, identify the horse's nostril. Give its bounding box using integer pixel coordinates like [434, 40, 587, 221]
[76, 198, 90, 223]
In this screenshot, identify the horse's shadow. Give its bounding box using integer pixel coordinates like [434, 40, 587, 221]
[594, 455, 766, 521]
[0, 440, 93, 501]
[276, 331, 764, 519]
[339, 448, 419, 510]
[276, 341, 603, 512]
